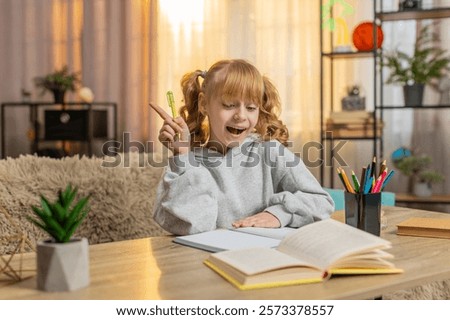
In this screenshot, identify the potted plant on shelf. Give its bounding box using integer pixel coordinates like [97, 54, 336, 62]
[382, 25, 450, 106]
[34, 66, 80, 104]
[27, 184, 90, 291]
[394, 154, 445, 197]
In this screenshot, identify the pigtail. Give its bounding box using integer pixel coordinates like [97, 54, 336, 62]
[255, 76, 289, 146]
[179, 70, 208, 146]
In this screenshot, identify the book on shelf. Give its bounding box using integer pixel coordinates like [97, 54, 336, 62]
[325, 120, 384, 129]
[325, 128, 383, 138]
[330, 111, 371, 118]
[397, 217, 450, 239]
[174, 227, 297, 252]
[325, 122, 383, 138]
[204, 219, 402, 290]
[327, 111, 377, 125]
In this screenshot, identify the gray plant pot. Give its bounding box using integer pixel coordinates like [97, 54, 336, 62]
[403, 84, 424, 106]
[37, 237, 90, 292]
[413, 182, 432, 197]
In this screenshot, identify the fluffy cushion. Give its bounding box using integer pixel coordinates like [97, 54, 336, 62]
[383, 280, 450, 300]
[0, 152, 168, 255]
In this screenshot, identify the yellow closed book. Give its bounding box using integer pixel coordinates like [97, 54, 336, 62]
[397, 217, 450, 239]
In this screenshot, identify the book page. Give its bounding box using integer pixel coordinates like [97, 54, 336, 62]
[330, 250, 395, 269]
[233, 227, 297, 240]
[209, 247, 319, 275]
[174, 229, 281, 252]
[277, 219, 391, 270]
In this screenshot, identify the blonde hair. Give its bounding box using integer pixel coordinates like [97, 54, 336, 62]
[179, 59, 289, 147]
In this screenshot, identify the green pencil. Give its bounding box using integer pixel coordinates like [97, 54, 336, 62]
[336, 168, 348, 192]
[166, 91, 177, 118]
[351, 170, 360, 193]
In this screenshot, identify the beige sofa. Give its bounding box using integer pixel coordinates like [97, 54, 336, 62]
[0, 153, 448, 299]
[0, 152, 168, 255]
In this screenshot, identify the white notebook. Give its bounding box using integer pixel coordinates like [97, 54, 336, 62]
[173, 227, 296, 252]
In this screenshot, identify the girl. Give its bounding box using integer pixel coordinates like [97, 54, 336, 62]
[149, 59, 334, 235]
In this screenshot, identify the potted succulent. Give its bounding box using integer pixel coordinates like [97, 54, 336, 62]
[27, 184, 90, 291]
[395, 154, 445, 197]
[34, 66, 80, 104]
[382, 25, 450, 106]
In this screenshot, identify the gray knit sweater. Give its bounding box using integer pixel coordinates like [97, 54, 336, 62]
[153, 135, 334, 235]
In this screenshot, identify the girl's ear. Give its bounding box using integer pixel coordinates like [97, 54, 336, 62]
[198, 92, 207, 114]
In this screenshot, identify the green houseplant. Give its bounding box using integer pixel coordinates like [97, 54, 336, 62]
[27, 184, 91, 291]
[418, 170, 445, 186]
[395, 155, 444, 197]
[34, 66, 80, 103]
[382, 25, 450, 106]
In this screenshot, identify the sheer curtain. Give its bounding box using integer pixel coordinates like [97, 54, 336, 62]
[0, 0, 83, 157]
[408, 17, 450, 203]
[82, 0, 153, 143]
[2, 0, 447, 195]
[154, 0, 322, 174]
[0, 0, 154, 156]
[1, 0, 321, 173]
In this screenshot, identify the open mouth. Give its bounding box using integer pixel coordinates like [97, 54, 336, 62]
[226, 126, 246, 135]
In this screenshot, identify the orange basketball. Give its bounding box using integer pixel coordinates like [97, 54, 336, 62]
[352, 22, 383, 51]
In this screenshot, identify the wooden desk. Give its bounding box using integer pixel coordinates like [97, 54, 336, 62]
[1, 207, 450, 300]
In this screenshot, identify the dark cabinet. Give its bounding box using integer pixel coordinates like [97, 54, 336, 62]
[1, 102, 117, 158]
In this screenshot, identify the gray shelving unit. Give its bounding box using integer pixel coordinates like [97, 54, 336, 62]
[320, 0, 450, 187]
[374, 1, 450, 162]
[320, 0, 379, 187]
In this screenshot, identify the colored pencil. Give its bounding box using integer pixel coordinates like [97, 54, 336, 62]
[351, 170, 360, 193]
[372, 169, 387, 193]
[336, 168, 348, 192]
[370, 156, 377, 178]
[379, 160, 387, 178]
[339, 168, 355, 194]
[166, 91, 177, 118]
[381, 170, 395, 191]
[359, 166, 367, 194]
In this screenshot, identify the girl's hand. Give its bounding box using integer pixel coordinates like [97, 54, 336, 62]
[232, 212, 281, 228]
[149, 102, 190, 155]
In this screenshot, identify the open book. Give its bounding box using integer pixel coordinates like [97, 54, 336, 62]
[174, 227, 296, 252]
[204, 219, 403, 290]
